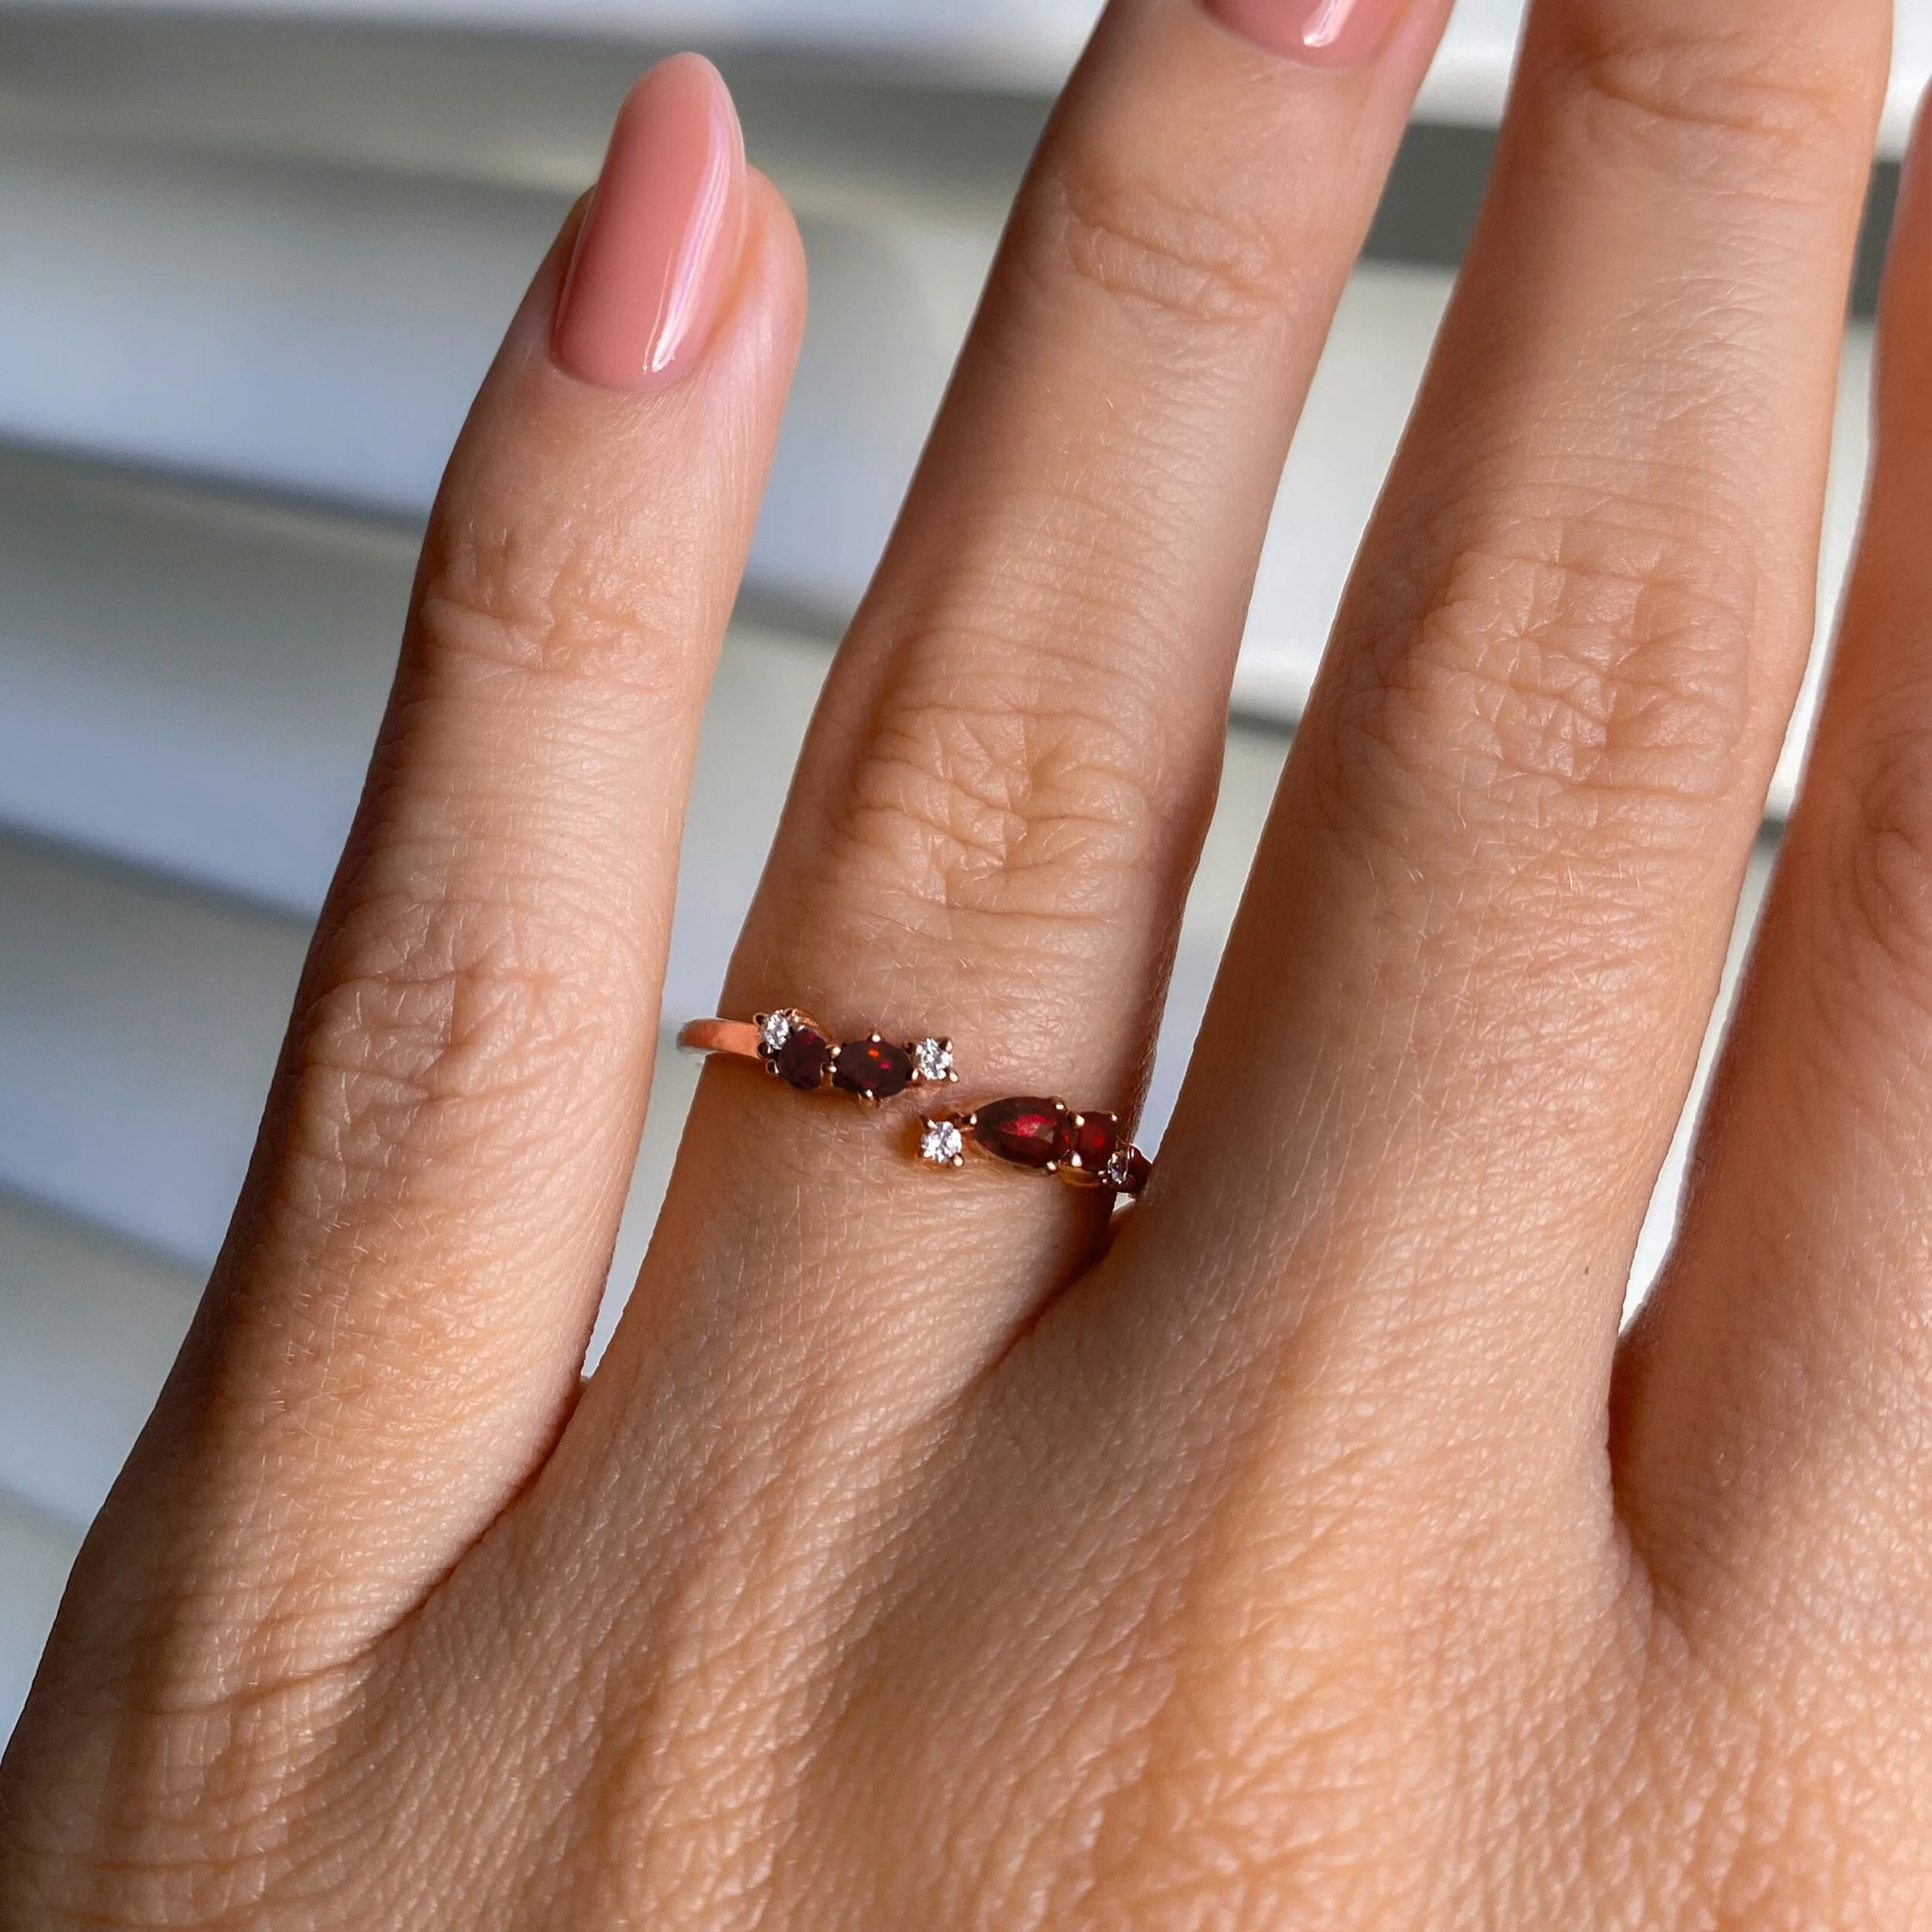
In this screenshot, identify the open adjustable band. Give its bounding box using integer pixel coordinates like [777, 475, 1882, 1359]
[678, 1009, 1151, 1196]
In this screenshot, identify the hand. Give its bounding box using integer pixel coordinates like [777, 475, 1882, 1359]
[3, 0, 1923, 1922]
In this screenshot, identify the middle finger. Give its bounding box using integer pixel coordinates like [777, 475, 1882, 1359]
[610, 0, 1454, 1405]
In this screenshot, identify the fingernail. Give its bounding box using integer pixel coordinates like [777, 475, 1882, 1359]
[554, 53, 747, 393]
[1202, 0, 1408, 68]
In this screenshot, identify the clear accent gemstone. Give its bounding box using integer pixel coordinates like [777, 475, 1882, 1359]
[757, 1009, 795, 1057]
[911, 1037, 954, 1083]
[919, 1119, 964, 1167]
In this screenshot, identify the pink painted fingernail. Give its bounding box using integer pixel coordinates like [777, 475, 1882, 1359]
[1202, 0, 1409, 68]
[554, 53, 747, 393]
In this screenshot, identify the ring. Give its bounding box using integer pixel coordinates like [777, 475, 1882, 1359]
[679, 1010, 1151, 1196]
[917, 1099, 1152, 1197]
[678, 1008, 958, 1103]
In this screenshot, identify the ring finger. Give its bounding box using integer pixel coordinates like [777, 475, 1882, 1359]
[1134, 0, 1888, 1504]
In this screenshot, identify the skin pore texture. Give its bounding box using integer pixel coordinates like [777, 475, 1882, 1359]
[6, 0, 1932, 1924]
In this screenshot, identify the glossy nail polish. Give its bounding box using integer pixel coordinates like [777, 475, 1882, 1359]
[1202, 0, 1408, 69]
[554, 53, 747, 392]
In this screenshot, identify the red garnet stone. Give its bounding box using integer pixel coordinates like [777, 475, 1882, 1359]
[1070, 1112, 1119, 1175]
[775, 1026, 832, 1090]
[833, 1036, 914, 1101]
[972, 1097, 1071, 1170]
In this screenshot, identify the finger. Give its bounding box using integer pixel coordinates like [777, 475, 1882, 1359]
[605, 0, 1455, 1426]
[1138, 0, 1889, 1492]
[87, 60, 806, 1663]
[1615, 109, 1932, 1609]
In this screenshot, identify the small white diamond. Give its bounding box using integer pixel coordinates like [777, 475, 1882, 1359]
[912, 1037, 955, 1083]
[757, 1010, 795, 1057]
[919, 1119, 964, 1167]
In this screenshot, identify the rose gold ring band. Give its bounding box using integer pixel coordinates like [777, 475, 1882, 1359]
[675, 1018, 763, 1060]
[677, 1009, 1152, 1196]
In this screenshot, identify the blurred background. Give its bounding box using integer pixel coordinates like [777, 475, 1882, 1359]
[1, 0, 1928, 1738]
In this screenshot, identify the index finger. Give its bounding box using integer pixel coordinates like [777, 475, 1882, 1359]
[91, 59, 807, 1663]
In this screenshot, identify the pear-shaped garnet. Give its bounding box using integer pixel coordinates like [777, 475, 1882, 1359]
[972, 1097, 1071, 1170]
[1069, 1112, 1119, 1175]
[775, 1026, 832, 1090]
[833, 1036, 914, 1101]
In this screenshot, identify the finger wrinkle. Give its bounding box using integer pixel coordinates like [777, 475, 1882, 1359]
[413, 522, 705, 702]
[1332, 500, 1757, 855]
[1029, 138, 1301, 344]
[1535, 5, 1886, 192]
[275, 888, 633, 1230]
[1815, 725, 1932, 1030]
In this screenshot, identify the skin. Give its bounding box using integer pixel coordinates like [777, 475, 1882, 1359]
[3, 0, 1930, 1920]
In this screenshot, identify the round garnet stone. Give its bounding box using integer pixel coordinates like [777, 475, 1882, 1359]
[775, 1026, 832, 1090]
[972, 1097, 1071, 1169]
[1070, 1112, 1119, 1174]
[833, 1037, 914, 1100]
